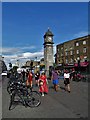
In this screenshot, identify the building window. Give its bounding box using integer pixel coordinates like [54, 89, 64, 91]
[70, 51, 73, 55]
[83, 41, 86, 45]
[70, 58, 73, 63]
[57, 48, 59, 52]
[61, 53, 63, 56]
[77, 57, 80, 60]
[84, 56, 87, 59]
[65, 51, 68, 56]
[70, 47, 73, 50]
[58, 60, 60, 62]
[65, 48, 67, 51]
[76, 42, 79, 46]
[76, 50, 79, 54]
[61, 47, 63, 50]
[66, 59, 68, 64]
[83, 47, 87, 53]
[84, 56, 87, 62]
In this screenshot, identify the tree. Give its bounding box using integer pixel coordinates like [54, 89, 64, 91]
[9, 62, 12, 68]
[12, 66, 18, 72]
[40, 65, 45, 71]
[30, 61, 33, 67]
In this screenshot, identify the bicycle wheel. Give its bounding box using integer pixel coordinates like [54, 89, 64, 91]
[9, 90, 27, 110]
[9, 93, 16, 110]
[26, 91, 41, 107]
[14, 91, 27, 107]
[7, 86, 11, 94]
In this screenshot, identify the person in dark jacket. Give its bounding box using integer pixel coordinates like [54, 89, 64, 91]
[35, 71, 40, 86]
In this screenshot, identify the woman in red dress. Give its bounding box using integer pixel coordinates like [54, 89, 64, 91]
[28, 70, 33, 88]
[38, 72, 48, 96]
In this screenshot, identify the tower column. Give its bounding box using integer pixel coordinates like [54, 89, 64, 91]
[43, 28, 54, 78]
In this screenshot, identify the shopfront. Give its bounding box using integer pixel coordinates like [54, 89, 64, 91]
[74, 61, 90, 74]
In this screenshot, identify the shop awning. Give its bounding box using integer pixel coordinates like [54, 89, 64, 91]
[80, 62, 89, 67]
[74, 62, 89, 67]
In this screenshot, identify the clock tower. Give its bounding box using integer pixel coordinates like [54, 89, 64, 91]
[43, 28, 54, 77]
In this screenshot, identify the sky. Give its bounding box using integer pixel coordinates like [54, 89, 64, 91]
[1, 2, 88, 68]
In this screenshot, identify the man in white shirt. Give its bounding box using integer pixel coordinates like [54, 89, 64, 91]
[64, 70, 71, 93]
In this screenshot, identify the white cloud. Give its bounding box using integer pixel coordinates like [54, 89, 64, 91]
[2, 44, 57, 69]
[2, 48, 44, 69]
[61, 31, 88, 44]
[2, 45, 57, 69]
[0, 47, 20, 54]
[21, 46, 36, 50]
[23, 51, 44, 59]
[0, 45, 36, 55]
[73, 31, 88, 38]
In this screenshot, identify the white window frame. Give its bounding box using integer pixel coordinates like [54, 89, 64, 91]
[61, 53, 63, 56]
[76, 42, 79, 46]
[83, 47, 87, 53]
[70, 51, 73, 55]
[65, 51, 68, 56]
[76, 50, 79, 54]
[57, 48, 59, 52]
[83, 41, 86, 45]
[77, 57, 80, 60]
[84, 56, 87, 59]
[70, 58, 73, 63]
[61, 47, 63, 50]
[66, 59, 68, 64]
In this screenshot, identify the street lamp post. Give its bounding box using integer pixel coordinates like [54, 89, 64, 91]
[17, 59, 19, 67]
[78, 60, 80, 72]
[35, 57, 37, 72]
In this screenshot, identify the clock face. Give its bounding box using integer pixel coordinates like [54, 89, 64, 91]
[48, 37, 52, 41]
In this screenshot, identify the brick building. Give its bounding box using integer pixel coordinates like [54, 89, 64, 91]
[56, 35, 90, 72]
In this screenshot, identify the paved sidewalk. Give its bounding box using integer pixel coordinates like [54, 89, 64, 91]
[48, 79, 88, 118]
[1, 77, 89, 118]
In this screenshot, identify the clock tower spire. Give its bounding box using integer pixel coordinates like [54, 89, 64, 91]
[43, 28, 54, 77]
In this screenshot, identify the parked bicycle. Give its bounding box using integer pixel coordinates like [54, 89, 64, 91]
[72, 72, 86, 82]
[7, 79, 41, 110]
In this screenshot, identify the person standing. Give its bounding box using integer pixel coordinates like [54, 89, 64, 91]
[27, 70, 33, 88]
[70, 68, 75, 81]
[35, 71, 40, 86]
[21, 70, 26, 82]
[64, 70, 71, 93]
[26, 69, 29, 78]
[38, 72, 48, 96]
[51, 68, 59, 92]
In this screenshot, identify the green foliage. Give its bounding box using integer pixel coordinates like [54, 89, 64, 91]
[12, 66, 18, 72]
[40, 65, 45, 71]
[53, 63, 57, 68]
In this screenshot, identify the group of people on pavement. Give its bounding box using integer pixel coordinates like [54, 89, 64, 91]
[25, 67, 72, 96]
[26, 70, 48, 96]
[8, 67, 75, 97]
[51, 68, 71, 93]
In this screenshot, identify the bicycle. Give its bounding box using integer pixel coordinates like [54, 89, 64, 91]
[8, 80, 41, 110]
